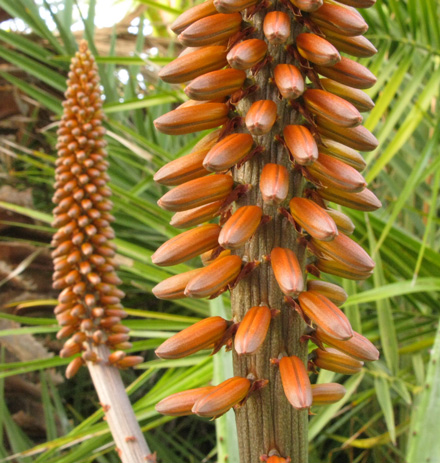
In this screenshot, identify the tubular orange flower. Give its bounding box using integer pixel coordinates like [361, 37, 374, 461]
[312, 347, 364, 375]
[227, 39, 268, 70]
[151, 223, 221, 266]
[274, 64, 305, 100]
[289, 197, 338, 241]
[279, 356, 312, 410]
[157, 174, 234, 211]
[192, 376, 251, 417]
[234, 305, 271, 355]
[296, 33, 341, 66]
[185, 255, 242, 298]
[245, 100, 278, 136]
[306, 280, 348, 307]
[298, 291, 353, 341]
[152, 268, 204, 299]
[311, 383, 346, 405]
[218, 205, 262, 249]
[259, 163, 289, 205]
[270, 247, 304, 297]
[263, 11, 291, 44]
[315, 327, 380, 362]
[155, 316, 228, 359]
[155, 386, 215, 416]
[283, 125, 318, 165]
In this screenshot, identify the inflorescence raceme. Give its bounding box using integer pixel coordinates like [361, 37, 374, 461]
[153, 0, 380, 460]
[52, 42, 143, 378]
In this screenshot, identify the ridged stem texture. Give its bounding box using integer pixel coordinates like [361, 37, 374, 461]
[52, 41, 152, 462]
[153, 0, 380, 462]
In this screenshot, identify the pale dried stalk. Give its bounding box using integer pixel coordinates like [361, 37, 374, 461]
[86, 343, 153, 463]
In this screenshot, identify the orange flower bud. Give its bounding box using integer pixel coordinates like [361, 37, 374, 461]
[115, 356, 144, 369]
[185, 69, 246, 101]
[326, 208, 355, 235]
[192, 376, 251, 417]
[158, 174, 234, 211]
[289, 197, 338, 241]
[311, 233, 375, 273]
[316, 258, 373, 280]
[311, 383, 346, 405]
[274, 64, 305, 100]
[267, 457, 291, 463]
[203, 133, 254, 172]
[151, 223, 221, 266]
[316, 117, 378, 151]
[158, 46, 228, 84]
[200, 248, 231, 266]
[318, 136, 366, 171]
[234, 305, 271, 355]
[227, 39, 268, 70]
[271, 247, 304, 296]
[245, 100, 277, 136]
[170, 200, 223, 229]
[310, 3, 368, 36]
[313, 347, 364, 375]
[315, 327, 380, 361]
[298, 291, 353, 340]
[320, 79, 375, 113]
[65, 357, 83, 379]
[214, 0, 258, 13]
[170, 0, 217, 34]
[306, 280, 348, 306]
[283, 125, 318, 165]
[152, 268, 204, 299]
[155, 316, 228, 358]
[296, 33, 341, 67]
[263, 11, 291, 44]
[154, 103, 229, 135]
[303, 89, 362, 128]
[178, 13, 242, 47]
[259, 163, 289, 205]
[219, 205, 262, 249]
[307, 153, 367, 193]
[318, 186, 381, 211]
[185, 255, 242, 298]
[336, 0, 376, 7]
[289, 0, 322, 12]
[322, 30, 377, 58]
[314, 57, 377, 90]
[156, 386, 215, 416]
[279, 356, 312, 410]
[153, 148, 210, 186]
[193, 128, 222, 151]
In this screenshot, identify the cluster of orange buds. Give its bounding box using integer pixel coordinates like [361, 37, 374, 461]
[52, 42, 143, 378]
[153, 0, 379, 459]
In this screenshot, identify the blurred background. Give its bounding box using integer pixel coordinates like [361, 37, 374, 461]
[0, 0, 439, 462]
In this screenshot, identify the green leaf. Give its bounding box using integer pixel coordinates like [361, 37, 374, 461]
[374, 376, 396, 444]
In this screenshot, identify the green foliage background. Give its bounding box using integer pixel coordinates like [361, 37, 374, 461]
[0, 0, 439, 462]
